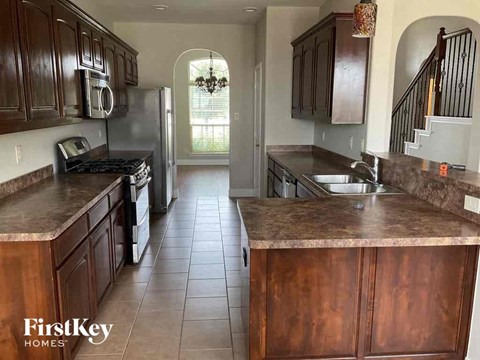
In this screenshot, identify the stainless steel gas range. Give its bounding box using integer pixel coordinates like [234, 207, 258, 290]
[57, 137, 151, 264]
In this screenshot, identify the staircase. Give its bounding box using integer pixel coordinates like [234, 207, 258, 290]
[404, 115, 472, 164]
[390, 27, 477, 154]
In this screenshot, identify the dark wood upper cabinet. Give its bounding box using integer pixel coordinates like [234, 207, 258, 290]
[92, 29, 104, 71]
[313, 24, 334, 118]
[291, 13, 369, 124]
[132, 56, 138, 85]
[291, 44, 302, 117]
[53, 3, 82, 117]
[17, 0, 60, 121]
[0, 0, 27, 126]
[0, 0, 137, 134]
[125, 51, 134, 84]
[301, 36, 315, 114]
[90, 217, 113, 304]
[103, 38, 117, 114]
[78, 22, 93, 68]
[115, 47, 128, 114]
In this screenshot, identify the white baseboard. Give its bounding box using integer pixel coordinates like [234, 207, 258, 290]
[229, 188, 255, 198]
[176, 159, 230, 166]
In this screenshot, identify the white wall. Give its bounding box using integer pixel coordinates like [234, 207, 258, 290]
[113, 22, 256, 193]
[405, 116, 472, 164]
[174, 50, 229, 164]
[0, 121, 106, 183]
[72, 0, 115, 31]
[264, 7, 319, 146]
[394, 17, 473, 106]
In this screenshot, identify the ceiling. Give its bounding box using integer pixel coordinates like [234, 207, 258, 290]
[73, 0, 325, 25]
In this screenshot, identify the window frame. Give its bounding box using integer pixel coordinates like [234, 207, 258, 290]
[188, 57, 230, 156]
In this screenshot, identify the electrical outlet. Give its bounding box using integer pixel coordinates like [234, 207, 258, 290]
[322, 131, 326, 142]
[15, 145, 23, 164]
[349, 136, 354, 150]
[464, 195, 480, 214]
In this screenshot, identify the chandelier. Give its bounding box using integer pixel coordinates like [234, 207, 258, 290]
[195, 52, 229, 95]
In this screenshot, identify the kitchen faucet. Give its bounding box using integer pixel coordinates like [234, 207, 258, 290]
[350, 151, 380, 185]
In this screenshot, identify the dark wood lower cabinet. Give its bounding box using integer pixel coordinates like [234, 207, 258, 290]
[90, 217, 113, 304]
[110, 201, 127, 274]
[57, 240, 94, 358]
[0, 183, 126, 360]
[246, 246, 478, 360]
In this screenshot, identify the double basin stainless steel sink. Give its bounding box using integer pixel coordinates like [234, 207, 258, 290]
[302, 174, 402, 195]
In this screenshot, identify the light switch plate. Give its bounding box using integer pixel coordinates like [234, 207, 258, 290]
[464, 195, 480, 214]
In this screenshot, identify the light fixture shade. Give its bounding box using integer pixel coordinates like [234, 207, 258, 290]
[352, 0, 377, 38]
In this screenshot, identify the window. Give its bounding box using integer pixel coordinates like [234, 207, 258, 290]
[189, 58, 230, 154]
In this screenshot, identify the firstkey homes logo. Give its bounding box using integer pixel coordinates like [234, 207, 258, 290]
[24, 318, 113, 348]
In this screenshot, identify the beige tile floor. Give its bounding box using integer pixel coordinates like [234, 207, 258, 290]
[76, 195, 247, 360]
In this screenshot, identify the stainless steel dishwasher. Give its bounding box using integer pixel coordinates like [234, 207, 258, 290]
[282, 169, 297, 198]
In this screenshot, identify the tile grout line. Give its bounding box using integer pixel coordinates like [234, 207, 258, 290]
[177, 196, 197, 360]
[121, 200, 176, 360]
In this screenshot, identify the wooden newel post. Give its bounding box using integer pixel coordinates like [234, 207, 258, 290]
[433, 27, 447, 115]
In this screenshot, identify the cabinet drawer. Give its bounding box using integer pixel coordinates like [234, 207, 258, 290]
[88, 196, 109, 230]
[109, 184, 124, 209]
[53, 214, 89, 267]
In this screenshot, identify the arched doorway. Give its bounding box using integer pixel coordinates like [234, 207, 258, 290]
[390, 16, 478, 167]
[173, 49, 231, 198]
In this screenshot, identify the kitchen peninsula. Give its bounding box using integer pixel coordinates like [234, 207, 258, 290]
[238, 147, 480, 360]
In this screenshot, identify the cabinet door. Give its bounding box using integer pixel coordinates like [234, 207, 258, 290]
[301, 37, 315, 115]
[53, 3, 82, 117]
[115, 47, 128, 113]
[313, 26, 334, 119]
[90, 217, 113, 304]
[78, 22, 93, 68]
[125, 51, 133, 83]
[92, 30, 104, 71]
[132, 57, 138, 85]
[0, 0, 27, 127]
[103, 38, 117, 115]
[110, 201, 127, 274]
[57, 240, 94, 358]
[17, 0, 60, 121]
[331, 19, 369, 124]
[291, 44, 302, 117]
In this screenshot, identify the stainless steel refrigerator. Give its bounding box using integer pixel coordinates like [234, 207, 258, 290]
[107, 87, 174, 213]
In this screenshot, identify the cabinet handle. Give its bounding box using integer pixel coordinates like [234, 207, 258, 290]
[242, 247, 248, 268]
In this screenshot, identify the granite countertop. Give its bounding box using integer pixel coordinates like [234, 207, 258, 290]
[267, 149, 361, 197]
[238, 196, 480, 249]
[238, 148, 480, 249]
[0, 174, 123, 242]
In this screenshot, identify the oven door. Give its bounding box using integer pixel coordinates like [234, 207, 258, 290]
[131, 178, 151, 263]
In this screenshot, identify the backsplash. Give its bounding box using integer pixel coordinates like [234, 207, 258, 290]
[0, 165, 53, 199]
[0, 121, 106, 183]
[365, 152, 480, 226]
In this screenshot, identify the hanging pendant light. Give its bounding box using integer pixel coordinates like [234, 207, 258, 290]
[195, 52, 229, 95]
[352, 0, 378, 38]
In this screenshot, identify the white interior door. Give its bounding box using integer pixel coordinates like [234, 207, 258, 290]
[254, 63, 263, 198]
